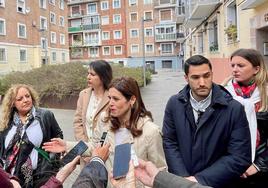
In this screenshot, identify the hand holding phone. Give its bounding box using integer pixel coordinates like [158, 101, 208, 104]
[61, 140, 88, 165]
[113, 143, 131, 180]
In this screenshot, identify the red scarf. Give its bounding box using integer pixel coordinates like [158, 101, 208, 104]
[232, 81, 257, 99]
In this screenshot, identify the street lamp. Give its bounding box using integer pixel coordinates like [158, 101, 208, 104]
[141, 17, 152, 87]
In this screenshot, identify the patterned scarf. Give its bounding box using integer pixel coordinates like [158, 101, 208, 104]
[4, 109, 34, 184]
[232, 80, 257, 99]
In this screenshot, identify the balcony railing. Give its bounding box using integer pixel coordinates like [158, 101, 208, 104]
[154, 0, 176, 8]
[71, 40, 83, 47]
[68, 26, 82, 32]
[84, 39, 101, 46]
[155, 33, 177, 42]
[83, 23, 100, 30]
[68, 0, 98, 5]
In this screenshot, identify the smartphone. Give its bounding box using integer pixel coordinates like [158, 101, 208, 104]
[61, 140, 88, 165]
[100, 132, 107, 147]
[113, 143, 131, 180]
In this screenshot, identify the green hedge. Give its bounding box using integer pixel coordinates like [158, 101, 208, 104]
[0, 63, 151, 100]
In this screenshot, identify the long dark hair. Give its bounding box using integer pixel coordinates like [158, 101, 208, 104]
[107, 77, 152, 137]
[89, 60, 113, 90]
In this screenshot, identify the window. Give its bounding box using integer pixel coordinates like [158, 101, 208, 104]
[160, 9, 172, 21]
[51, 31, 56, 44]
[84, 32, 99, 45]
[89, 47, 99, 57]
[103, 46, 110, 55]
[129, 0, 137, 6]
[19, 49, 27, 62]
[0, 47, 7, 62]
[145, 44, 154, 53]
[17, 0, 25, 13]
[114, 30, 122, 39]
[18, 23, 26, 38]
[41, 37, 47, 49]
[177, 0, 185, 16]
[144, 11, 152, 20]
[59, 16, 64, 26]
[226, 1, 238, 41]
[40, 16, 47, 30]
[0, 19, 6, 35]
[114, 45, 122, 55]
[71, 5, 81, 16]
[60, 34, 65, 45]
[144, 0, 152, 4]
[145, 28, 153, 37]
[130, 13, 137, 22]
[161, 43, 173, 54]
[101, 1, 109, 10]
[87, 3, 97, 14]
[50, 12, 56, 24]
[49, 0, 55, 5]
[113, 0, 120, 9]
[62, 52, 65, 62]
[51, 51, 56, 62]
[102, 31, 110, 40]
[39, 0, 46, 9]
[113, 14, 121, 24]
[197, 32, 204, 54]
[131, 44, 139, 53]
[101, 16, 109, 25]
[59, 0, 64, 10]
[130, 29, 138, 38]
[209, 19, 218, 52]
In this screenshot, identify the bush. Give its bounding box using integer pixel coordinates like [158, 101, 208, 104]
[0, 63, 151, 101]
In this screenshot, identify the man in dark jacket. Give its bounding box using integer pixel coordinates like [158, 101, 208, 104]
[163, 55, 252, 188]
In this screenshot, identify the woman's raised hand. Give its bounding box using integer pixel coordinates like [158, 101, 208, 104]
[42, 138, 67, 153]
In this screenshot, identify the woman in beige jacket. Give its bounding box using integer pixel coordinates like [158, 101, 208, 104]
[73, 60, 112, 142]
[43, 77, 166, 187]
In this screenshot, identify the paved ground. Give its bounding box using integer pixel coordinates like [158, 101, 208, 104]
[0, 70, 186, 187]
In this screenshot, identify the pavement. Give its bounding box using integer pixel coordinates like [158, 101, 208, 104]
[0, 69, 186, 187]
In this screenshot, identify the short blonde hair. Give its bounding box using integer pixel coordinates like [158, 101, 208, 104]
[0, 84, 39, 131]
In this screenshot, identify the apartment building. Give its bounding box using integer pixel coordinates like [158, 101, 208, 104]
[68, 0, 185, 70]
[68, 0, 127, 63]
[0, 0, 70, 75]
[183, 0, 268, 83]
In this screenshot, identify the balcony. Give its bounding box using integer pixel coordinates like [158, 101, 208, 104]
[68, 0, 99, 5]
[68, 10, 85, 19]
[83, 23, 100, 30]
[154, 0, 176, 9]
[184, 0, 221, 28]
[155, 33, 177, 42]
[84, 39, 101, 46]
[68, 26, 82, 32]
[176, 6, 185, 23]
[241, 0, 266, 10]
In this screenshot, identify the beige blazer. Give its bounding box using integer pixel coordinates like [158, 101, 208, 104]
[73, 88, 109, 142]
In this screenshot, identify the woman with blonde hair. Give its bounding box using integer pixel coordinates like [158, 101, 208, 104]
[43, 77, 166, 187]
[0, 84, 63, 187]
[222, 48, 268, 187]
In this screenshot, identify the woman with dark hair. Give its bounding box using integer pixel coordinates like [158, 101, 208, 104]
[43, 77, 166, 187]
[0, 84, 63, 187]
[73, 60, 112, 143]
[222, 48, 268, 187]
